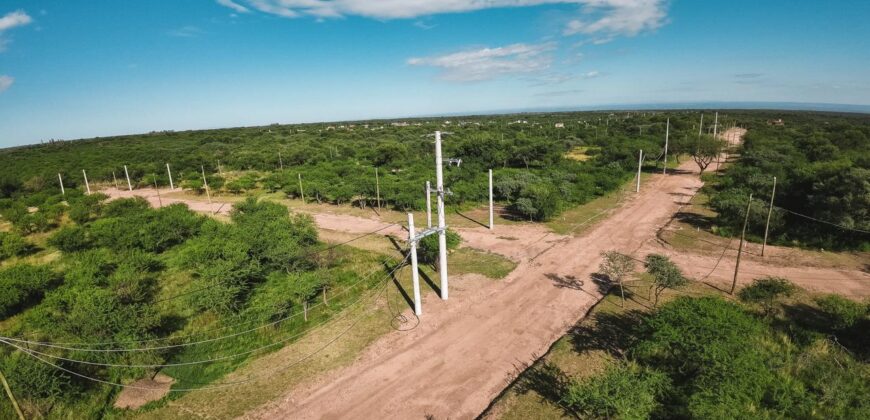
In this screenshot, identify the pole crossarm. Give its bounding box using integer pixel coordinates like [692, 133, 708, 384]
[408, 226, 447, 244]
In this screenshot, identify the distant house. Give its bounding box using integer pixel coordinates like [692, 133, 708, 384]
[768, 119, 785, 126]
[555, 122, 565, 128]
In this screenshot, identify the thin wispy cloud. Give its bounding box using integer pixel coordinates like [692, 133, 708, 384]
[216, 0, 250, 14]
[414, 20, 437, 30]
[219, 0, 670, 37]
[408, 42, 556, 82]
[581, 70, 602, 79]
[0, 75, 13, 93]
[564, 0, 667, 38]
[0, 9, 33, 52]
[534, 88, 584, 97]
[168, 25, 205, 38]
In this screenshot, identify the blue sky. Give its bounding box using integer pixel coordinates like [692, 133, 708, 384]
[0, 0, 868, 146]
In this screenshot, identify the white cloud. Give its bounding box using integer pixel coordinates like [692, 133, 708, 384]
[168, 26, 205, 37]
[0, 75, 13, 93]
[581, 70, 601, 79]
[564, 0, 666, 37]
[408, 42, 556, 82]
[216, 0, 250, 14]
[218, 0, 668, 31]
[0, 10, 32, 31]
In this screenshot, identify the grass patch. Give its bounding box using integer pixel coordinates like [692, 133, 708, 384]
[449, 247, 517, 280]
[546, 179, 638, 236]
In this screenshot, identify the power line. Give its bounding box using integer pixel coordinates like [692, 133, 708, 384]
[773, 205, 870, 234]
[0, 259, 394, 353]
[0, 257, 407, 378]
[153, 222, 400, 305]
[4, 222, 403, 350]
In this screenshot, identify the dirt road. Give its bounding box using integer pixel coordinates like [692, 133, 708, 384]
[99, 127, 868, 418]
[240, 161, 706, 419]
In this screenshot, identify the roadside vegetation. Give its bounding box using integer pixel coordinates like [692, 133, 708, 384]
[705, 114, 869, 250]
[483, 255, 869, 420]
[0, 190, 405, 418]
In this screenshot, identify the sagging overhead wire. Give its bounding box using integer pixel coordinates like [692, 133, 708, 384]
[773, 205, 870, 234]
[0, 260, 391, 353]
[0, 277, 388, 393]
[153, 222, 401, 305]
[0, 254, 410, 372]
[2, 222, 402, 350]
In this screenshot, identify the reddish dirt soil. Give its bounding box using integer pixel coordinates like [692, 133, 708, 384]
[99, 127, 869, 418]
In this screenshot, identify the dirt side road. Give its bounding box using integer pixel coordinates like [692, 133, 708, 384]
[242, 162, 705, 419]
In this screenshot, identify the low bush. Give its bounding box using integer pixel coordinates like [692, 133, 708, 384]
[0, 231, 28, 260]
[0, 264, 61, 319]
[418, 228, 461, 264]
[815, 294, 867, 330]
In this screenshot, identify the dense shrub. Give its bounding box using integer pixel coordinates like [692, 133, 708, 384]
[48, 225, 92, 252]
[2, 352, 76, 401]
[0, 264, 61, 318]
[0, 231, 28, 260]
[418, 228, 461, 264]
[815, 294, 867, 329]
[739, 276, 796, 316]
[562, 362, 669, 419]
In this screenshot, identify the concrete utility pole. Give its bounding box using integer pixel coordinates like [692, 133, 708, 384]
[112, 171, 119, 190]
[58, 173, 65, 196]
[298, 173, 305, 203]
[408, 213, 422, 316]
[201, 165, 212, 204]
[731, 194, 753, 294]
[762, 177, 777, 257]
[124, 165, 133, 191]
[278, 152, 284, 170]
[426, 181, 432, 228]
[663, 118, 670, 175]
[435, 131, 449, 300]
[82, 170, 91, 195]
[375, 167, 381, 210]
[636, 149, 644, 193]
[488, 169, 494, 230]
[166, 163, 175, 190]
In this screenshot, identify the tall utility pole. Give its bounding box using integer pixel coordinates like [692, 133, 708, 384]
[425, 181, 432, 228]
[298, 173, 305, 203]
[58, 173, 65, 196]
[408, 213, 422, 316]
[435, 131, 449, 300]
[82, 170, 91, 195]
[636, 149, 644, 193]
[731, 194, 753, 294]
[201, 165, 212, 204]
[762, 177, 777, 257]
[166, 163, 175, 190]
[278, 152, 284, 170]
[488, 169, 494, 230]
[112, 171, 119, 190]
[124, 165, 133, 191]
[375, 167, 381, 210]
[662, 118, 670, 175]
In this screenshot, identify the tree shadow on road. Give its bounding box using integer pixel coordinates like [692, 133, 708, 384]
[545, 273, 611, 297]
